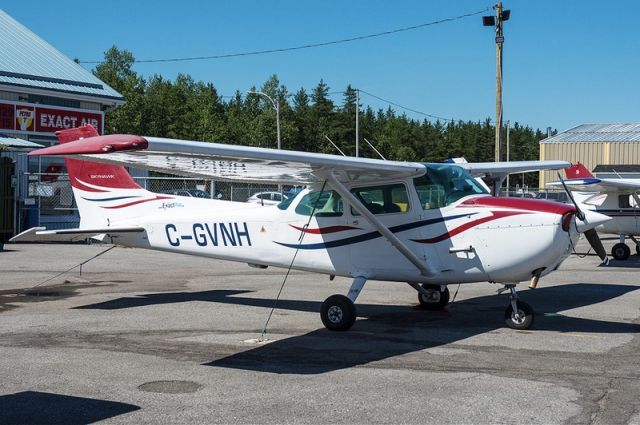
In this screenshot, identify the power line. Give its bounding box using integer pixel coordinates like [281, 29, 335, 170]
[79, 7, 490, 64]
[359, 89, 455, 122]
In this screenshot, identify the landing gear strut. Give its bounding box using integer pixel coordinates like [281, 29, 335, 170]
[500, 284, 534, 330]
[320, 276, 366, 331]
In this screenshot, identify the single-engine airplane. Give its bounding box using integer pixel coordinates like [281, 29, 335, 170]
[12, 126, 610, 331]
[549, 162, 640, 260]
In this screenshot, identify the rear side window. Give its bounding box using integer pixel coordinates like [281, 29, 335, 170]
[350, 183, 409, 215]
[295, 191, 343, 217]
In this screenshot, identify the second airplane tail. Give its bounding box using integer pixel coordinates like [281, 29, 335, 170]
[565, 162, 594, 179]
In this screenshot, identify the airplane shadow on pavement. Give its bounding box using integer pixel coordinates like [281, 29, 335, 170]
[0, 391, 140, 424]
[75, 283, 640, 375]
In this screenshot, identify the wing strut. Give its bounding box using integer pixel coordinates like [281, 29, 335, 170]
[324, 172, 438, 277]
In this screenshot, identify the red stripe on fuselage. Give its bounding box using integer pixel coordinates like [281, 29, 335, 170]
[101, 195, 174, 209]
[461, 196, 575, 215]
[411, 210, 529, 244]
[289, 224, 361, 234]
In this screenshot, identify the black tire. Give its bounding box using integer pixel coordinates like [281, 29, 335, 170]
[611, 243, 631, 261]
[418, 284, 450, 310]
[320, 294, 356, 331]
[504, 301, 534, 330]
[636, 244, 640, 255]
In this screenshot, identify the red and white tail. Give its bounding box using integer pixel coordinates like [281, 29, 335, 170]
[57, 126, 160, 229]
[565, 162, 594, 179]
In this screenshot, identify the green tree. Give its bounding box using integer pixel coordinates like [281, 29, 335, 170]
[93, 46, 146, 134]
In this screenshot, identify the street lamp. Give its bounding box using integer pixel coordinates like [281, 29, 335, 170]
[247, 90, 281, 150]
[483, 2, 510, 163]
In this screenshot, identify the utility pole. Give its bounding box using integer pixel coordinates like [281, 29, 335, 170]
[495, 2, 504, 163]
[506, 120, 510, 192]
[355, 88, 360, 157]
[484, 3, 510, 162]
[275, 95, 281, 151]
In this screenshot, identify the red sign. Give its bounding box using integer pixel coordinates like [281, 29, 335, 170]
[36, 107, 102, 134]
[0, 102, 103, 135]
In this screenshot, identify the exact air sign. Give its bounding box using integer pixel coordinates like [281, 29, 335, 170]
[0, 101, 104, 135]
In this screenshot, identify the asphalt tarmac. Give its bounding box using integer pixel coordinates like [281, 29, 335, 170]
[1, 238, 639, 424]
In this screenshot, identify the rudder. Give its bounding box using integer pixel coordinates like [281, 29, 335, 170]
[56, 126, 156, 229]
[565, 162, 594, 179]
[57, 126, 143, 192]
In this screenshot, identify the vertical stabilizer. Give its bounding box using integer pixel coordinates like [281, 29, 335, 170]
[565, 162, 594, 179]
[56, 126, 163, 229]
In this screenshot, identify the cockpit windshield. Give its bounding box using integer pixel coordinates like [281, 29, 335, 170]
[414, 164, 488, 209]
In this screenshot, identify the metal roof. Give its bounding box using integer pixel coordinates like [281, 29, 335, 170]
[0, 9, 124, 103]
[0, 134, 43, 149]
[541, 123, 640, 143]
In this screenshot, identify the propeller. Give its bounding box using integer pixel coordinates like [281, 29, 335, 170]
[556, 172, 609, 264]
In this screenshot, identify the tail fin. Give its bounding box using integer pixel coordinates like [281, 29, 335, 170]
[57, 126, 160, 228]
[58, 125, 143, 192]
[565, 162, 594, 179]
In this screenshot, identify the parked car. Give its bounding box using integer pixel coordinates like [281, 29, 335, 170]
[247, 191, 288, 205]
[161, 189, 221, 199]
[536, 191, 569, 204]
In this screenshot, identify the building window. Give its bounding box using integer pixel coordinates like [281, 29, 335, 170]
[0, 103, 13, 129]
[26, 94, 80, 109]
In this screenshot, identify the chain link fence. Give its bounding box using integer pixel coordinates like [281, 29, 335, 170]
[21, 172, 282, 230]
[135, 177, 279, 202]
[20, 171, 570, 231]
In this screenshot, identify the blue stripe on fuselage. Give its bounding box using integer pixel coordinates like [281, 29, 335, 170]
[275, 213, 473, 250]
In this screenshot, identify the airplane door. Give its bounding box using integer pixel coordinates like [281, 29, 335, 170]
[347, 182, 425, 277]
[412, 176, 488, 281]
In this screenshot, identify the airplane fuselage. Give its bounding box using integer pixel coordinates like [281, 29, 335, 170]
[108, 188, 578, 286]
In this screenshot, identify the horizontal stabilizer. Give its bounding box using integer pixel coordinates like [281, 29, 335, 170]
[10, 226, 145, 243]
[547, 178, 640, 193]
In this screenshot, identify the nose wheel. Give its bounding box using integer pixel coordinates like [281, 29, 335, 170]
[501, 284, 535, 330]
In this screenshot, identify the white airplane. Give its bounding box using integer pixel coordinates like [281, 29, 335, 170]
[11, 125, 610, 331]
[549, 162, 640, 260]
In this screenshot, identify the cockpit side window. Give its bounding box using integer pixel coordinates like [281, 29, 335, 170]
[294, 190, 343, 216]
[618, 194, 639, 209]
[350, 183, 409, 215]
[415, 164, 488, 208]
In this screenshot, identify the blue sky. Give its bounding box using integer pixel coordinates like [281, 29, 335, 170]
[3, 1, 639, 131]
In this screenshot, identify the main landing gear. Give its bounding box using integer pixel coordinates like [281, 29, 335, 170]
[319, 278, 535, 331]
[416, 284, 450, 310]
[611, 235, 640, 261]
[320, 276, 366, 331]
[499, 284, 534, 330]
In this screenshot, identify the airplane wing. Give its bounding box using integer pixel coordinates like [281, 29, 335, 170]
[458, 160, 571, 178]
[10, 226, 145, 242]
[547, 178, 640, 193]
[29, 135, 427, 185]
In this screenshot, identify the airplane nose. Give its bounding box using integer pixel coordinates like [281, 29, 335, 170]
[574, 209, 611, 233]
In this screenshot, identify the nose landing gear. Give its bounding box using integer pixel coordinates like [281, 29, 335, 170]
[500, 284, 534, 330]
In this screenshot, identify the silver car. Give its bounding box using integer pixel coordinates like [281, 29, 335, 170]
[246, 191, 288, 206]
